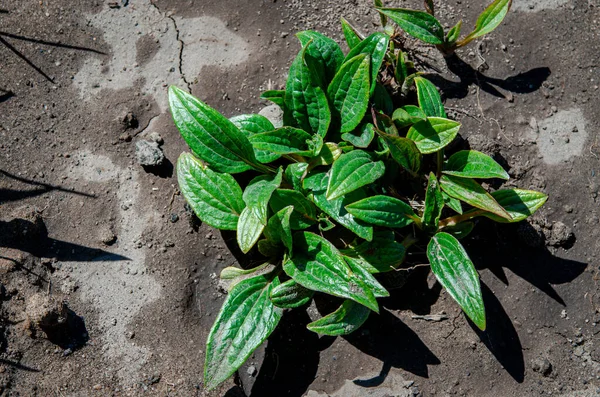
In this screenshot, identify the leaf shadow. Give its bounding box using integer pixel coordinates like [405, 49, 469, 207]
[427, 53, 551, 100]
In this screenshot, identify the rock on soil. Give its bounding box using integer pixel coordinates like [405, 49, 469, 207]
[25, 293, 68, 338]
[531, 357, 553, 377]
[545, 221, 574, 247]
[135, 140, 164, 166]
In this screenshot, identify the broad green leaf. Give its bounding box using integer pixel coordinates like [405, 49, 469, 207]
[283, 232, 379, 311]
[442, 221, 474, 239]
[177, 153, 244, 230]
[378, 133, 421, 175]
[285, 163, 309, 192]
[407, 117, 460, 154]
[374, 112, 399, 136]
[307, 300, 371, 336]
[392, 105, 427, 128]
[414, 77, 446, 118]
[445, 20, 462, 44]
[260, 90, 285, 107]
[423, 173, 444, 230]
[342, 231, 406, 273]
[459, 0, 512, 47]
[249, 127, 323, 157]
[270, 189, 317, 230]
[443, 191, 463, 214]
[395, 51, 409, 86]
[340, 17, 363, 49]
[344, 195, 416, 228]
[311, 142, 342, 166]
[230, 114, 280, 164]
[481, 189, 548, 223]
[204, 273, 282, 390]
[327, 53, 371, 133]
[427, 232, 486, 330]
[305, 172, 373, 240]
[265, 206, 294, 252]
[243, 168, 283, 223]
[270, 279, 314, 309]
[440, 175, 511, 220]
[342, 123, 375, 148]
[344, 32, 390, 95]
[297, 31, 344, 85]
[169, 86, 257, 173]
[344, 257, 390, 298]
[376, 7, 444, 45]
[257, 239, 281, 258]
[237, 207, 266, 254]
[374, 0, 387, 26]
[327, 150, 385, 200]
[443, 150, 509, 180]
[219, 263, 275, 291]
[285, 45, 331, 138]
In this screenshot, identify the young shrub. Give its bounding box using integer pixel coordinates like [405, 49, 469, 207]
[169, 1, 545, 389]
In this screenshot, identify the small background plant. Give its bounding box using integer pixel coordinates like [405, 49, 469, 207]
[169, 0, 545, 390]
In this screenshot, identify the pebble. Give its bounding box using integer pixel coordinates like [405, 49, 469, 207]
[170, 213, 179, 223]
[148, 132, 164, 145]
[135, 140, 164, 166]
[531, 357, 552, 376]
[246, 365, 257, 376]
[545, 221, 574, 247]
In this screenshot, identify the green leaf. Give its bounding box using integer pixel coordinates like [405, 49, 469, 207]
[392, 105, 427, 128]
[283, 232, 379, 311]
[414, 77, 446, 118]
[344, 32, 390, 95]
[340, 17, 363, 49]
[204, 273, 282, 390]
[481, 189, 548, 223]
[177, 153, 244, 230]
[285, 45, 331, 138]
[407, 117, 460, 154]
[265, 206, 293, 252]
[307, 300, 371, 336]
[443, 191, 463, 214]
[219, 263, 275, 291]
[442, 222, 475, 239]
[305, 172, 373, 240]
[443, 150, 509, 180]
[378, 133, 422, 175]
[270, 279, 314, 309]
[309, 142, 343, 168]
[327, 150, 385, 200]
[260, 90, 285, 107]
[285, 163, 309, 192]
[243, 168, 283, 223]
[427, 232, 486, 330]
[344, 257, 390, 298]
[344, 195, 416, 228]
[445, 20, 462, 44]
[459, 0, 512, 47]
[237, 207, 266, 254]
[440, 175, 511, 220]
[376, 7, 444, 45]
[374, 112, 399, 136]
[257, 239, 281, 258]
[423, 172, 444, 231]
[327, 53, 371, 133]
[395, 51, 409, 87]
[341, 231, 406, 273]
[342, 123, 375, 148]
[270, 189, 317, 230]
[373, 83, 394, 115]
[297, 31, 344, 85]
[169, 86, 258, 173]
[230, 114, 280, 164]
[249, 127, 323, 157]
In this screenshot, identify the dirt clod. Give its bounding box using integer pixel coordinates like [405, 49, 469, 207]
[545, 221, 574, 247]
[121, 112, 138, 129]
[135, 140, 164, 166]
[531, 357, 552, 376]
[25, 293, 68, 337]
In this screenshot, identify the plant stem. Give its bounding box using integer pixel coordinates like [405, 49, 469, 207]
[438, 210, 483, 228]
[400, 234, 418, 249]
[436, 149, 444, 179]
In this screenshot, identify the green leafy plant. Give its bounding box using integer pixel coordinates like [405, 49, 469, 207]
[169, 0, 544, 389]
[376, 0, 513, 56]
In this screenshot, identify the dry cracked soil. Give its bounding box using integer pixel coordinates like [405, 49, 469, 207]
[1, 0, 600, 396]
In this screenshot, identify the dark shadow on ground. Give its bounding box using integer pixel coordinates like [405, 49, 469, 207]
[141, 157, 174, 178]
[41, 306, 89, 350]
[0, 169, 95, 204]
[250, 310, 323, 397]
[0, 218, 128, 263]
[0, 359, 39, 373]
[427, 53, 551, 100]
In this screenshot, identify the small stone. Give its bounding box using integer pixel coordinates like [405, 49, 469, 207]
[63, 348, 73, 356]
[121, 112, 138, 129]
[135, 140, 164, 166]
[148, 132, 164, 145]
[258, 105, 284, 128]
[531, 357, 552, 376]
[93, 384, 102, 390]
[545, 221, 574, 247]
[129, 331, 135, 339]
[99, 228, 117, 246]
[170, 213, 179, 223]
[246, 365, 257, 376]
[563, 205, 574, 213]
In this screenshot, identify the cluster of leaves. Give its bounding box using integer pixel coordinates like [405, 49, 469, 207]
[169, 0, 542, 390]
